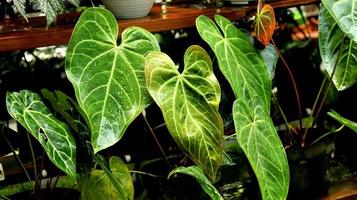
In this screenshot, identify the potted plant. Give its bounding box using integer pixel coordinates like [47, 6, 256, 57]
[102, 0, 155, 19]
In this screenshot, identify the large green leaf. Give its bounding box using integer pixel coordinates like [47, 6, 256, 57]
[319, 6, 357, 91]
[145, 45, 223, 181]
[322, 0, 357, 43]
[328, 110, 357, 133]
[196, 15, 271, 111]
[233, 99, 289, 200]
[168, 166, 224, 200]
[83, 156, 134, 200]
[66, 7, 160, 153]
[6, 90, 76, 179]
[196, 15, 289, 200]
[259, 44, 278, 80]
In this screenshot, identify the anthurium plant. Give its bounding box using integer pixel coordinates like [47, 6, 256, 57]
[4, 1, 357, 200]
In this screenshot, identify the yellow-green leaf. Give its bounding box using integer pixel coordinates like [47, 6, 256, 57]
[145, 45, 223, 181]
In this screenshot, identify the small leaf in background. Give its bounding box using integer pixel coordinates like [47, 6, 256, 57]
[168, 166, 224, 200]
[233, 99, 290, 200]
[321, 0, 357, 43]
[145, 45, 223, 181]
[13, 0, 27, 22]
[66, 8, 160, 153]
[254, 3, 276, 46]
[83, 156, 134, 200]
[319, 5, 357, 91]
[6, 90, 76, 179]
[259, 44, 278, 80]
[328, 110, 357, 133]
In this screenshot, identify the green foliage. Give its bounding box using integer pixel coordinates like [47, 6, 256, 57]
[196, 15, 271, 111]
[83, 156, 134, 200]
[168, 166, 224, 200]
[145, 45, 223, 181]
[259, 44, 278, 80]
[233, 100, 289, 200]
[319, 6, 357, 91]
[14, 0, 80, 26]
[328, 110, 357, 133]
[66, 7, 160, 153]
[196, 15, 289, 200]
[322, 0, 357, 43]
[6, 90, 77, 179]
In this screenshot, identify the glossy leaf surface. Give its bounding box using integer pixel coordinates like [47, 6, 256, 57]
[66, 8, 160, 153]
[319, 6, 357, 91]
[83, 156, 134, 200]
[322, 0, 357, 43]
[197, 15, 289, 200]
[196, 15, 271, 111]
[6, 90, 76, 178]
[255, 4, 276, 46]
[169, 166, 224, 200]
[145, 45, 223, 181]
[328, 110, 357, 133]
[233, 99, 289, 200]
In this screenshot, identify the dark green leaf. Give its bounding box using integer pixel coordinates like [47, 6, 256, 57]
[83, 156, 134, 200]
[233, 99, 289, 200]
[66, 8, 160, 153]
[319, 6, 357, 91]
[322, 0, 357, 43]
[6, 90, 76, 179]
[196, 15, 271, 111]
[169, 166, 224, 200]
[145, 45, 223, 181]
[13, 0, 27, 22]
[328, 110, 357, 133]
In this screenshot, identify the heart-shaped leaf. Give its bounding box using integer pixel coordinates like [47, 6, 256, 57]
[66, 7, 160, 153]
[322, 0, 357, 43]
[196, 15, 271, 111]
[196, 15, 289, 200]
[255, 4, 276, 46]
[328, 110, 357, 133]
[145, 45, 223, 181]
[169, 166, 224, 200]
[83, 156, 134, 200]
[6, 90, 76, 179]
[233, 99, 289, 200]
[319, 6, 357, 91]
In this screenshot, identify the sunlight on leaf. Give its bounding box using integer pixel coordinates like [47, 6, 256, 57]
[145, 45, 223, 181]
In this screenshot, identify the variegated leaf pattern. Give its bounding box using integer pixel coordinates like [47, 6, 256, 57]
[6, 90, 76, 179]
[255, 4, 276, 46]
[169, 166, 224, 200]
[66, 8, 160, 153]
[196, 15, 289, 200]
[83, 156, 134, 200]
[196, 15, 271, 111]
[319, 6, 357, 91]
[145, 45, 223, 181]
[233, 99, 289, 200]
[322, 0, 357, 43]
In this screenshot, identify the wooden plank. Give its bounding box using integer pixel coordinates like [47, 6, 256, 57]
[0, 0, 320, 52]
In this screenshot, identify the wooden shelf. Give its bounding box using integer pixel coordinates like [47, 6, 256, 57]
[0, 0, 320, 52]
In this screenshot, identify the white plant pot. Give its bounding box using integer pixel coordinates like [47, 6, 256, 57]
[102, 0, 155, 19]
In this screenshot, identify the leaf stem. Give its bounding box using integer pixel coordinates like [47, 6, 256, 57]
[310, 125, 344, 145]
[142, 110, 173, 170]
[129, 170, 163, 178]
[301, 36, 345, 146]
[272, 93, 293, 146]
[271, 39, 303, 131]
[26, 132, 38, 192]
